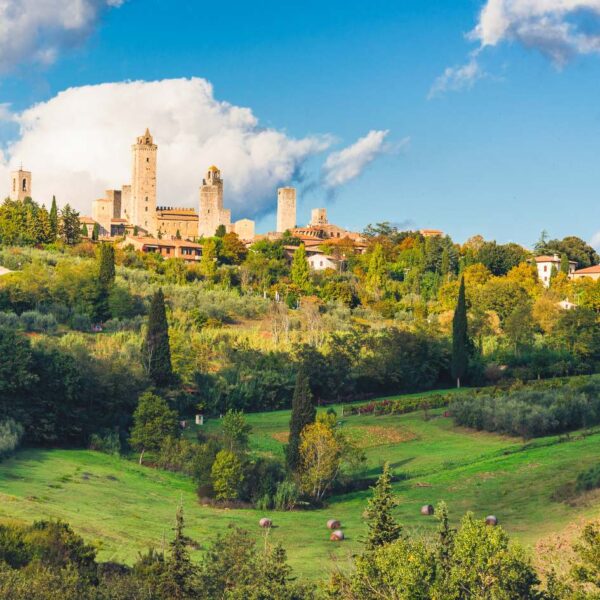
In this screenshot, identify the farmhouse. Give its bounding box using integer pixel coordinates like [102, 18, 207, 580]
[119, 235, 203, 262]
[572, 265, 600, 281]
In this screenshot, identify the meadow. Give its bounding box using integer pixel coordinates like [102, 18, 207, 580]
[1, 393, 600, 580]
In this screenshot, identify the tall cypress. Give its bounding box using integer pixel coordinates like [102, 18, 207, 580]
[94, 244, 115, 322]
[364, 462, 402, 550]
[49, 195, 58, 241]
[451, 276, 469, 388]
[286, 367, 315, 472]
[162, 504, 196, 599]
[143, 288, 173, 386]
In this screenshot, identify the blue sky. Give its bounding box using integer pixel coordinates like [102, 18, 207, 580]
[1, 0, 599, 247]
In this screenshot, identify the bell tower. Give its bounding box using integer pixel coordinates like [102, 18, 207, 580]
[9, 167, 32, 201]
[131, 128, 157, 232]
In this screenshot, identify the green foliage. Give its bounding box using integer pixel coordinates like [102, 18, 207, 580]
[142, 288, 173, 386]
[576, 464, 600, 493]
[364, 462, 402, 550]
[291, 244, 311, 291]
[59, 204, 81, 245]
[451, 276, 469, 387]
[286, 367, 315, 472]
[211, 449, 244, 500]
[0, 419, 23, 458]
[220, 409, 252, 453]
[129, 391, 179, 464]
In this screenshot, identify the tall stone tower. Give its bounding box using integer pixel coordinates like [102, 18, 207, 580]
[199, 166, 230, 237]
[310, 208, 328, 226]
[276, 187, 296, 233]
[131, 128, 157, 232]
[9, 168, 32, 201]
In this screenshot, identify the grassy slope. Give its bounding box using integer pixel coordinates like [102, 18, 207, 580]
[1, 399, 600, 580]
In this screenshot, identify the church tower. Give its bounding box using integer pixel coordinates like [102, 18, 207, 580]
[131, 128, 157, 232]
[9, 168, 32, 201]
[199, 166, 230, 237]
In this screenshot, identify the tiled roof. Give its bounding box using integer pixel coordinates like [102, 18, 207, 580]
[574, 265, 600, 274]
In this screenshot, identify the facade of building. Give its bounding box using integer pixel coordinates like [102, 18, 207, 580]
[120, 235, 203, 261]
[307, 253, 341, 271]
[277, 187, 296, 233]
[233, 218, 255, 241]
[310, 208, 328, 226]
[156, 207, 199, 240]
[535, 255, 577, 287]
[572, 265, 600, 281]
[198, 166, 231, 238]
[9, 168, 32, 201]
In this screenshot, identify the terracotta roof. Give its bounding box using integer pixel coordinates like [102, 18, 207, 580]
[125, 236, 202, 249]
[574, 265, 600, 274]
[79, 216, 96, 224]
[111, 218, 128, 223]
[535, 255, 575, 264]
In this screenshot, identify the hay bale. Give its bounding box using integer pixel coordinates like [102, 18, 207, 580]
[259, 518, 272, 528]
[330, 530, 344, 541]
[327, 519, 341, 530]
[485, 515, 498, 526]
[420, 504, 435, 516]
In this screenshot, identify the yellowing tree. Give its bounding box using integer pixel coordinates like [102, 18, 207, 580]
[299, 421, 341, 502]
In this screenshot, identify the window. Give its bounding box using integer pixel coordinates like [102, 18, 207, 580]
[145, 207, 148, 212]
[22, 178, 27, 191]
[146, 158, 150, 163]
[543, 265, 547, 272]
[12, 179, 15, 192]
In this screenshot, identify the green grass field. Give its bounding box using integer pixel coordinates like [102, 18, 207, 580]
[1, 394, 600, 580]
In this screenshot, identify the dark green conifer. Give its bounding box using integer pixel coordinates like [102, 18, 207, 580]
[162, 504, 196, 599]
[364, 462, 402, 550]
[49, 195, 58, 240]
[451, 276, 469, 388]
[286, 366, 315, 472]
[143, 288, 173, 386]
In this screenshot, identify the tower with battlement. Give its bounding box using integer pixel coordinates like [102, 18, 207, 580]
[277, 187, 296, 233]
[131, 128, 157, 232]
[310, 208, 328, 227]
[198, 166, 231, 237]
[9, 168, 32, 201]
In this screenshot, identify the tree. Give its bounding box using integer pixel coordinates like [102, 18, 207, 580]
[211, 449, 244, 500]
[570, 521, 600, 596]
[98, 243, 116, 286]
[286, 367, 315, 472]
[365, 243, 386, 299]
[451, 276, 469, 388]
[129, 391, 178, 465]
[92, 222, 99, 241]
[291, 244, 310, 291]
[364, 462, 402, 550]
[504, 302, 535, 355]
[81, 223, 88, 238]
[59, 204, 81, 245]
[220, 409, 251, 453]
[560, 253, 570, 275]
[220, 232, 247, 265]
[175, 229, 182, 240]
[49, 195, 58, 240]
[161, 504, 197, 599]
[298, 420, 341, 502]
[215, 224, 226, 237]
[199, 239, 218, 280]
[142, 288, 173, 386]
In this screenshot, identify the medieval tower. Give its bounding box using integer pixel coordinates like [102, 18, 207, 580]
[130, 128, 157, 232]
[276, 187, 296, 233]
[198, 166, 231, 237]
[9, 168, 32, 201]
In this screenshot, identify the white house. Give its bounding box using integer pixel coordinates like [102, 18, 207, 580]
[535, 254, 576, 287]
[307, 254, 340, 271]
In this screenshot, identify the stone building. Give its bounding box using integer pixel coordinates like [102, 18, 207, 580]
[310, 208, 328, 227]
[9, 168, 32, 201]
[277, 187, 296, 233]
[156, 207, 199, 240]
[232, 218, 255, 241]
[198, 166, 231, 238]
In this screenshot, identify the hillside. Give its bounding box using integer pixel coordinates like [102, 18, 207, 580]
[2, 401, 600, 580]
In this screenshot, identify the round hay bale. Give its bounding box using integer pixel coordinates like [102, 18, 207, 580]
[327, 519, 341, 530]
[330, 530, 345, 542]
[259, 518, 272, 529]
[485, 515, 498, 526]
[420, 504, 435, 516]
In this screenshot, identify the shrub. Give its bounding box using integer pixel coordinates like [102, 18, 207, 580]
[88, 430, 121, 456]
[20, 311, 57, 333]
[70, 313, 92, 332]
[273, 480, 299, 511]
[0, 312, 19, 329]
[576, 464, 600, 493]
[0, 419, 23, 458]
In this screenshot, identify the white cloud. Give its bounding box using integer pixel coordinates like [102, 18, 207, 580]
[432, 0, 600, 96]
[0, 78, 332, 218]
[428, 54, 484, 99]
[322, 130, 393, 188]
[0, 0, 124, 72]
[471, 0, 600, 65]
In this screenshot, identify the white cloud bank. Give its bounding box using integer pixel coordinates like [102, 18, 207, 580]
[322, 130, 393, 188]
[0, 0, 124, 72]
[430, 0, 600, 97]
[0, 78, 339, 217]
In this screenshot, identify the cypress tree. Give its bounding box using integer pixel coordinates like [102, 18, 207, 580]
[143, 288, 173, 386]
[98, 243, 116, 286]
[81, 223, 89, 238]
[162, 504, 196, 599]
[49, 195, 58, 240]
[364, 462, 402, 550]
[291, 244, 310, 291]
[92, 222, 99, 241]
[451, 276, 469, 388]
[560, 253, 570, 275]
[286, 367, 315, 472]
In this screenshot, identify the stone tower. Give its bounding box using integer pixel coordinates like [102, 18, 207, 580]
[277, 187, 296, 233]
[310, 208, 328, 226]
[199, 166, 231, 237]
[9, 168, 32, 201]
[131, 128, 157, 232]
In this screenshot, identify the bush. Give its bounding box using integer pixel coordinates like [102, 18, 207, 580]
[89, 430, 121, 456]
[273, 480, 299, 511]
[20, 311, 57, 333]
[0, 419, 23, 458]
[344, 393, 452, 417]
[576, 464, 600, 493]
[70, 313, 92, 332]
[0, 312, 19, 329]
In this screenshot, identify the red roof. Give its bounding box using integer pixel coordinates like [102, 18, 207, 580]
[574, 265, 600, 274]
